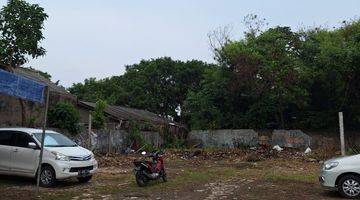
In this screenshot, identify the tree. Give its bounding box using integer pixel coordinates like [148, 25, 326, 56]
[69, 77, 129, 105]
[48, 102, 81, 135]
[91, 100, 107, 129]
[207, 26, 309, 129]
[297, 20, 360, 129]
[0, 0, 48, 126]
[69, 57, 213, 122]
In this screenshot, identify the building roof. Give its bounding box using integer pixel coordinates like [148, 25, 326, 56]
[14, 67, 73, 97]
[78, 101, 185, 128]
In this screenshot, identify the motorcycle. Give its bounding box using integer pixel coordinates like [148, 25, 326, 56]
[133, 151, 167, 187]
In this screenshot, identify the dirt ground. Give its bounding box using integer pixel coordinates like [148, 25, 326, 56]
[0, 149, 345, 200]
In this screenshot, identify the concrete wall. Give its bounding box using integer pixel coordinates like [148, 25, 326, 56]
[0, 92, 75, 127]
[188, 129, 360, 151]
[64, 129, 163, 154]
[188, 129, 259, 148]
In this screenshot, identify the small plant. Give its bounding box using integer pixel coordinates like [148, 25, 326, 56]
[48, 101, 81, 135]
[27, 116, 37, 128]
[125, 120, 156, 151]
[161, 125, 186, 149]
[246, 153, 263, 162]
[91, 100, 107, 129]
[347, 147, 360, 155]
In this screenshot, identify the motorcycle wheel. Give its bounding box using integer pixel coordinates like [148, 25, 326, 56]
[135, 171, 148, 187]
[161, 169, 167, 182]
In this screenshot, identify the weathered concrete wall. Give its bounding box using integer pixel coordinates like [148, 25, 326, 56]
[0, 92, 75, 127]
[188, 129, 259, 148]
[63, 129, 163, 154]
[272, 130, 312, 148]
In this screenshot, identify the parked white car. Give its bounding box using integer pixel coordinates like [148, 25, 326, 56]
[320, 154, 360, 198]
[0, 128, 98, 187]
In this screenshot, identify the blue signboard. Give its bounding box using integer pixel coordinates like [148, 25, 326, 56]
[0, 69, 46, 104]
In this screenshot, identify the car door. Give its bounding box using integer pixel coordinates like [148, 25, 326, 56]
[10, 131, 39, 175]
[0, 131, 13, 172]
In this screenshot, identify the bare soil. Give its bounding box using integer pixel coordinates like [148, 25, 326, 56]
[0, 149, 344, 200]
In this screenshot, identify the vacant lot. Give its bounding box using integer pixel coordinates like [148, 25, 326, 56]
[0, 149, 343, 200]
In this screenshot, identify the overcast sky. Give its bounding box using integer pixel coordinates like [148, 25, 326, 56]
[1, 0, 359, 87]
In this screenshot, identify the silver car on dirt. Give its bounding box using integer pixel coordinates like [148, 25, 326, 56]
[320, 154, 360, 198]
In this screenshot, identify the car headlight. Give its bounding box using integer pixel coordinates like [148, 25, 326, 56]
[324, 162, 339, 170]
[51, 151, 70, 161]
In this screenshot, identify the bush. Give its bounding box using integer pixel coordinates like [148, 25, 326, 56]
[124, 120, 156, 151]
[159, 125, 186, 149]
[91, 100, 107, 129]
[246, 153, 263, 162]
[48, 102, 81, 135]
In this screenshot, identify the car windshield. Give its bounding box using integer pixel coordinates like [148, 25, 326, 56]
[34, 132, 77, 147]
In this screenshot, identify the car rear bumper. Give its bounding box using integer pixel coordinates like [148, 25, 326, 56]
[53, 159, 98, 179]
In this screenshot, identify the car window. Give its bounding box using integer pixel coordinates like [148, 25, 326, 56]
[34, 132, 77, 147]
[13, 132, 35, 148]
[0, 131, 12, 146]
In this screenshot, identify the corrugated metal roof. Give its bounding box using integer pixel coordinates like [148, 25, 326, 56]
[78, 101, 185, 128]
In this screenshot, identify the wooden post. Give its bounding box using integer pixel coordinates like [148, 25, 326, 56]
[88, 114, 92, 149]
[36, 86, 50, 195]
[339, 112, 346, 156]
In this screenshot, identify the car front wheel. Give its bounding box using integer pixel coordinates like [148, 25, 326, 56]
[40, 165, 56, 187]
[338, 175, 360, 198]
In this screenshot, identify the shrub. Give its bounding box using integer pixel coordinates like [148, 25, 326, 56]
[48, 102, 81, 135]
[124, 120, 157, 151]
[91, 100, 107, 129]
[246, 153, 263, 162]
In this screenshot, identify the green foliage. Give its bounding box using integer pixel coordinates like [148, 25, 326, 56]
[124, 120, 156, 151]
[347, 147, 360, 156]
[48, 102, 81, 135]
[27, 116, 37, 128]
[91, 100, 107, 129]
[69, 57, 214, 122]
[186, 19, 360, 130]
[69, 18, 360, 131]
[0, 0, 48, 70]
[69, 77, 128, 105]
[161, 125, 186, 148]
[246, 153, 263, 162]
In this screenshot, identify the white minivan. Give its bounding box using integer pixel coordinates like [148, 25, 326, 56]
[0, 128, 98, 187]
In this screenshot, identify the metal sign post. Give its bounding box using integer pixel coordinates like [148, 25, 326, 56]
[36, 86, 50, 195]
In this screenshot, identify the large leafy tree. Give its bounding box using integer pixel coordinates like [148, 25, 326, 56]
[69, 57, 213, 122]
[298, 20, 360, 129]
[122, 57, 213, 121]
[0, 0, 47, 71]
[188, 26, 309, 129]
[0, 0, 48, 126]
[69, 77, 129, 105]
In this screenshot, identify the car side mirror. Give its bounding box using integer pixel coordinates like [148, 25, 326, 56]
[28, 142, 37, 149]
